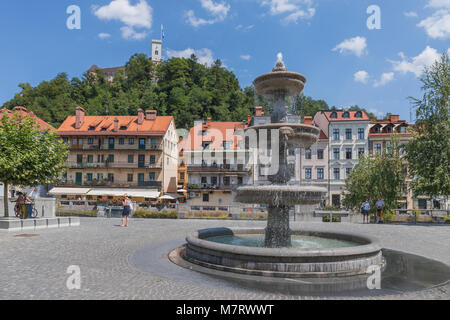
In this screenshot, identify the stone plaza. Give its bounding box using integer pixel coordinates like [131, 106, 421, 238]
[0, 218, 448, 300]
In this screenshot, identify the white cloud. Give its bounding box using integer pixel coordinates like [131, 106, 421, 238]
[240, 55, 251, 61]
[120, 26, 147, 40]
[93, 0, 152, 40]
[235, 24, 254, 31]
[369, 108, 385, 118]
[186, 0, 230, 27]
[404, 11, 418, 18]
[98, 33, 111, 39]
[417, 9, 450, 39]
[374, 72, 395, 87]
[333, 36, 367, 57]
[354, 70, 369, 84]
[426, 0, 450, 9]
[261, 0, 316, 24]
[389, 46, 446, 77]
[167, 48, 215, 66]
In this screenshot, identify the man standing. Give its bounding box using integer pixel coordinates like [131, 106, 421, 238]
[26, 188, 37, 218]
[361, 199, 370, 224]
[375, 198, 385, 224]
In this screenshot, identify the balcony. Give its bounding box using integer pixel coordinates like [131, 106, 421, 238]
[58, 179, 162, 189]
[69, 161, 162, 170]
[70, 143, 164, 151]
[188, 164, 251, 174]
[187, 183, 237, 191]
[138, 181, 162, 188]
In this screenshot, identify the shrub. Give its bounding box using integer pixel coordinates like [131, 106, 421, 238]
[57, 210, 97, 217]
[383, 210, 396, 223]
[186, 211, 229, 219]
[134, 209, 178, 219]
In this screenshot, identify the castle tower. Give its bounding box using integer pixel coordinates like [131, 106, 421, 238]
[152, 39, 162, 63]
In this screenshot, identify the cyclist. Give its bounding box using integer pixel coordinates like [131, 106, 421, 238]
[26, 188, 38, 219]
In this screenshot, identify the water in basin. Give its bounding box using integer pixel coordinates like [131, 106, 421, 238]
[207, 234, 359, 249]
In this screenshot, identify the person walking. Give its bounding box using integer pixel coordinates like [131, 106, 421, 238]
[26, 188, 38, 218]
[375, 197, 386, 224]
[361, 199, 370, 224]
[121, 195, 132, 227]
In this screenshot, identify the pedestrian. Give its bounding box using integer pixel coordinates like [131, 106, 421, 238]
[361, 199, 370, 224]
[15, 192, 26, 219]
[121, 195, 133, 227]
[375, 197, 386, 224]
[26, 188, 38, 218]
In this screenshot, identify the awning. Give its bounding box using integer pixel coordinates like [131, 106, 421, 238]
[159, 195, 175, 200]
[48, 188, 91, 196]
[177, 189, 187, 193]
[86, 189, 160, 199]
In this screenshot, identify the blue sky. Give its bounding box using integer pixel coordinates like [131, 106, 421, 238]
[0, 0, 449, 121]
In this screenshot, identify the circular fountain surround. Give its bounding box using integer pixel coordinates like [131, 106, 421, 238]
[184, 228, 383, 284]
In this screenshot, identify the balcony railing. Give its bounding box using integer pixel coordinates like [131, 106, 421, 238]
[58, 180, 162, 189]
[68, 161, 163, 169]
[187, 183, 238, 191]
[188, 164, 250, 173]
[71, 143, 164, 151]
[138, 181, 162, 188]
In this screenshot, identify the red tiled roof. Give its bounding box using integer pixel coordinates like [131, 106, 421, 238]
[180, 121, 248, 151]
[58, 115, 174, 136]
[0, 107, 56, 132]
[324, 111, 370, 121]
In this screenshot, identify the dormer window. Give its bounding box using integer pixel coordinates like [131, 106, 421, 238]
[120, 126, 128, 130]
[88, 126, 96, 131]
[330, 112, 338, 119]
[355, 111, 362, 118]
[343, 112, 350, 119]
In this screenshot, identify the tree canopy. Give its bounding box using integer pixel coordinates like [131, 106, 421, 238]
[0, 111, 68, 217]
[2, 53, 381, 129]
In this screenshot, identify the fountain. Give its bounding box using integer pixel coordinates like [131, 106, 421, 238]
[171, 54, 384, 292]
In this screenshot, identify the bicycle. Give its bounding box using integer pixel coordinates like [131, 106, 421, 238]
[13, 203, 38, 219]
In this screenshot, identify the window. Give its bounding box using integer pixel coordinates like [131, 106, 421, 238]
[86, 173, 93, 181]
[211, 177, 218, 186]
[98, 155, 105, 163]
[346, 168, 352, 178]
[346, 148, 353, 160]
[358, 148, 365, 158]
[88, 138, 94, 145]
[127, 174, 133, 182]
[107, 173, 114, 182]
[119, 138, 125, 145]
[150, 138, 158, 146]
[238, 177, 243, 185]
[358, 128, 365, 140]
[203, 193, 210, 202]
[333, 168, 340, 180]
[355, 111, 363, 118]
[305, 149, 312, 160]
[317, 168, 324, 180]
[223, 177, 231, 186]
[97, 173, 104, 181]
[223, 141, 231, 150]
[201, 177, 208, 185]
[345, 129, 352, 140]
[128, 155, 134, 164]
[78, 139, 83, 145]
[63, 138, 69, 144]
[77, 155, 83, 164]
[333, 129, 340, 141]
[107, 155, 114, 163]
[180, 172, 185, 180]
[305, 168, 312, 180]
[399, 126, 407, 134]
[149, 172, 156, 181]
[139, 138, 146, 150]
[129, 138, 135, 145]
[150, 155, 156, 165]
[330, 112, 338, 119]
[333, 148, 340, 160]
[87, 155, 94, 163]
[317, 149, 324, 160]
[375, 144, 382, 155]
[343, 112, 350, 119]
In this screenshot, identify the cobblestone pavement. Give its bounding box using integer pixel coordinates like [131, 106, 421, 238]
[0, 218, 448, 300]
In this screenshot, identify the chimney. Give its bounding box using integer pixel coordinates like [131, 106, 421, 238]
[146, 110, 157, 121]
[13, 106, 28, 113]
[138, 109, 144, 124]
[75, 106, 85, 129]
[254, 106, 264, 117]
[113, 118, 119, 132]
[247, 114, 252, 125]
[389, 115, 399, 123]
[207, 117, 212, 127]
[304, 116, 313, 125]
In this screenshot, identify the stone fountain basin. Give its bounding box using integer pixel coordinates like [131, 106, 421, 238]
[253, 71, 306, 97]
[235, 185, 327, 206]
[184, 228, 383, 279]
[246, 123, 320, 149]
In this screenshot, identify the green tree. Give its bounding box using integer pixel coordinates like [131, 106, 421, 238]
[405, 52, 450, 199]
[0, 111, 68, 217]
[343, 136, 406, 212]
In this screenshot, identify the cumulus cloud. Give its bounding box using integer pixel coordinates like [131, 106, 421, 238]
[186, 0, 230, 27]
[166, 48, 215, 66]
[93, 0, 152, 40]
[333, 36, 368, 57]
[240, 55, 251, 61]
[261, 0, 316, 24]
[416, 0, 450, 39]
[373, 72, 395, 87]
[98, 33, 111, 39]
[404, 11, 418, 18]
[389, 46, 447, 77]
[354, 70, 369, 84]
